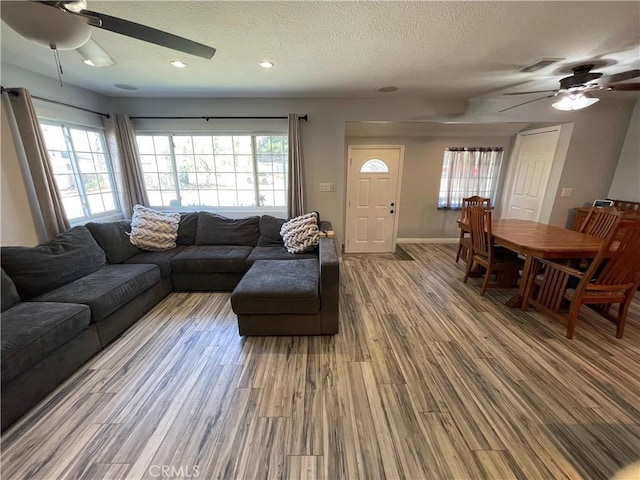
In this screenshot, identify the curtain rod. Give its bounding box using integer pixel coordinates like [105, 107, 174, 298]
[129, 114, 308, 121]
[1, 86, 110, 118]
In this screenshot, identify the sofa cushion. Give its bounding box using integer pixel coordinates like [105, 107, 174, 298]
[258, 215, 285, 246]
[123, 247, 184, 278]
[281, 212, 320, 254]
[247, 246, 318, 266]
[231, 259, 320, 315]
[1, 302, 91, 385]
[177, 212, 198, 245]
[130, 205, 181, 251]
[86, 220, 141, 264]
[196, 213, 259, 246]
[171, 246, 252, 273]
[1, 268, 20, 312]
[1, 226, 107, 300]
[33, 264, 160, 323]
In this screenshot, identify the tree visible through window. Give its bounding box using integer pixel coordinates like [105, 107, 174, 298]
[438, 147, 503, 209]
[40, 122, 120, 222]
[136, 134, 287, 209]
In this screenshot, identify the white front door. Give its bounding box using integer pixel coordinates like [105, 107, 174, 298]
[345, 145, 403, 253]
[505, 128, 561, 221]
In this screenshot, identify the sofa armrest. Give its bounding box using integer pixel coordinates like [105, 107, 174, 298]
[319, 236, 339, 334]
[319, 220, 333, 232]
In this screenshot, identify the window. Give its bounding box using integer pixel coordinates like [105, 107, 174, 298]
[136, 134, 288, 209]
[437, 147, 503, 210]
[360, 158, 389, 173]
[40, 122, 120, 223]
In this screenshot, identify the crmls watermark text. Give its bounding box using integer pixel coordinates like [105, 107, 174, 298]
[148, 465, 200, 478]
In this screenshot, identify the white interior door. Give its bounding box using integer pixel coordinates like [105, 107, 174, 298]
[505, 128, 561, 221]
[345, 145, 403, 253]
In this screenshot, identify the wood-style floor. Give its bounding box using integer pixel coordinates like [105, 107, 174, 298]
[2, 243, 639, 480]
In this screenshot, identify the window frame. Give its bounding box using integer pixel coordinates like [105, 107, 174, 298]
[135, 131, 289, 215]
[39, 120, 122, 225]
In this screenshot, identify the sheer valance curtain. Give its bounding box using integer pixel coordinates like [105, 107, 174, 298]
[104, 113, 149, 218]
[287, 113, 305, 217]
[2, 88, 69, 241]
[438, 147, 504, 210]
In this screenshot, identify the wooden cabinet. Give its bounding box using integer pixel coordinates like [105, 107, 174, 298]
[572, 199, 640, 230]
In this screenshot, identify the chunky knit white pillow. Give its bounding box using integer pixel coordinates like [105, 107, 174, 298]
[280, 212, 320, 254]
[129, 205, 180, 251]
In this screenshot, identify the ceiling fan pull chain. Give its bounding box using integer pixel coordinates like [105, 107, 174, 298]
[50, 45, 64, 87]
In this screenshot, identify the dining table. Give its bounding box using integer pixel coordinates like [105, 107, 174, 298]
[458, 218, 606, 307]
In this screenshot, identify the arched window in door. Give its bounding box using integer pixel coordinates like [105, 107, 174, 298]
[360, 158, 389, 173]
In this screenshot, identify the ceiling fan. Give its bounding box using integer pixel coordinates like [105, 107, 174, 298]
[1, 0, 216, 68]
[500, 64, 640, 112]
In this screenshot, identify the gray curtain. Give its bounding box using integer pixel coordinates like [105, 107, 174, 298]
[3, 88, 69, 240]
[287, 113, 305, 217]
[104, 113, 148, 217]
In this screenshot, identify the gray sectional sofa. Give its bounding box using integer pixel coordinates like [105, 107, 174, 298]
[1, 212, 339, 430]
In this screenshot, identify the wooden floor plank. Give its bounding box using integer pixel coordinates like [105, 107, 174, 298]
[2, 243, 639, 480]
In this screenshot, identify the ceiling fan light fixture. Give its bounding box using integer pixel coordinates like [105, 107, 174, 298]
[83, 59, 96, 66]
[259, 61, 274, 68]
[170, 60, 187, 68]
[552, 93, 599, 111]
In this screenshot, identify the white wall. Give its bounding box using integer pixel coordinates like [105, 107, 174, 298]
[608, 99, 640, 201]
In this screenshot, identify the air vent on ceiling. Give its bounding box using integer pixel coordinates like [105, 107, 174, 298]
[518, 58, 564, 73]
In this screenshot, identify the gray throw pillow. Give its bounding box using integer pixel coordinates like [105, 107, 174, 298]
[1, 268, 21, 312]
[196, 213, 260, 246]
[86, 220, 141, 264]
[258, 215, 285, 246]
[1, 226, 107, 299]
[177, 212, 198, 245]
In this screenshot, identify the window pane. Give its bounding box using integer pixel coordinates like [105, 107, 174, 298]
[195, 156, 215, 172]
[55, 174, 79, 196]
[49, 151, 73, 174]
[153, 136, 171, 155]
[102, 193, 116, 211]
[41, 124, 67, 150]
[87, 131, 104, 152]
[237, 190, 256, 207]
[181, 190, 199, 207]
[360, 159, 389, 173]
[94, 154, 107, 171]
[158, 174, 175, 189]
[140, 155, 159, 172]
[199, 190, 218, 206]
[173, 136, 193, 154]
[196, 172, 216, 188]
[77, 153, 95, 173]
[236, 174, 253, 189]
[162, 191, 179, 207]
[147, 190, 163, 207]
[260, 191, 275, 207]
[218, 190, 238, 206]
[98, 174, 113, 192]
[256, 136, 271, 154]
[215, 155, 233, 171]
[193, 136, 213, 154]
[235, 155, 253, 172]
[62, 196, 85, 220]
[87, 194, 105, 214]
[217, 173, 236, 189]
[70, 129, 90, 152]
[176, 155, 195, 172]
[82, 174, 101, 193]
[233, 136, 252, 154]
[273, 173, 286, 189]
[137, 136, 156, 154]
[213, 136, 233, 154]
[274, 191, 286, 207]
[156, 155, 173, 172]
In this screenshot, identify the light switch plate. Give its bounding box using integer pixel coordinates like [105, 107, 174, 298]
[319, 183, 331, 192]
[560, 187, 572, 197]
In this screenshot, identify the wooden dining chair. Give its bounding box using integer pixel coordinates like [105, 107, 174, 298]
[522, 220, 640, 339]
[455, 196, 491, 263]
[576, 207, 625, 238]
[463, 206, 524, 296]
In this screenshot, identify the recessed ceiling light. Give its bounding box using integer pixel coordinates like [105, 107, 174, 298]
[259, 61, 274, 68]
[377, 86, 398, 93]
[114, 83, 138, 91]
[83, 59, 96, 66]
[170, 60, 187, 68]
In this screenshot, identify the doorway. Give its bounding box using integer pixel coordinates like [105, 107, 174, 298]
[345, 145, 404, 253]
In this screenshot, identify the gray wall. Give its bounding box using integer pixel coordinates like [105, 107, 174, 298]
[346, 135, 514, 239]
[608, 99, 640, 201]
[1, 63, 636, 248]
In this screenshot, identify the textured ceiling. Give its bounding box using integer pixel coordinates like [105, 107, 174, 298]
[1, 1, 639, 101]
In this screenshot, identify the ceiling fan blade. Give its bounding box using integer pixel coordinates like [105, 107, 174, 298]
[76, 38, 115, 67]
[82, 9, 216, 59]
[608, 83, 640, 91]
[503, 89, 558, 96]
[605, 69, 640, 84]
[499, 95, 555, 113]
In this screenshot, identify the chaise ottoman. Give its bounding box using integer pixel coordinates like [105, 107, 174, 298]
[230, 259, 322, 335]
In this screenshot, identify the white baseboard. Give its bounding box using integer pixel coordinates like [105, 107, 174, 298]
[397, 238, 458, 244]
